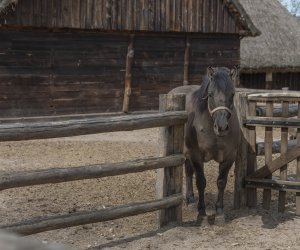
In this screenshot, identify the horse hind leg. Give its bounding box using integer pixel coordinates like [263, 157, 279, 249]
[185, 159, 195, 204]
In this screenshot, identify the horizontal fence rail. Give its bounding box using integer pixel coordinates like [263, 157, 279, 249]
[0, 93, 187, 236]
[0, 154, 185, 191]
[1, 194, 182, 236]
[0, 111, 187, 142]
[245, 117, 300, 127]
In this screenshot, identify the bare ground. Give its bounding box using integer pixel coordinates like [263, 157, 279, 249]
[0, 128, 299, 250]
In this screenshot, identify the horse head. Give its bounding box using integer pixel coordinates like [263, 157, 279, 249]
[205, 66, 238, 137]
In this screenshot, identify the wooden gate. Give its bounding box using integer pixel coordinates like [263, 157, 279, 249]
[234, 91, 300, 215]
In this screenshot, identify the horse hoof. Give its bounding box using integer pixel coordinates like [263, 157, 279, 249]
[214, 214, 226, 225]
[197, 215, 209, 226]
[186, 195, 196, 204]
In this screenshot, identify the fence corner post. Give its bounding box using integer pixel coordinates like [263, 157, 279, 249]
[234, 92, 248, 209]
[156, 93, 185, 228]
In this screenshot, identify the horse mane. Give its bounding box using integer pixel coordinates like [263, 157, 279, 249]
[192, 76, 210, 113]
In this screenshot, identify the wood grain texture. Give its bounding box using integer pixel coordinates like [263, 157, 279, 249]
[247, 101, 257, 207]
[0, 111, 187, 141]
[0, 0, 240, 34]
[263, 101, 273, 210]
[157, 94, 185, 227]
[2, 194, 182, 235]
[278, 101, 289, 212]
[0, 30, 240, 117]
[0, 154, 185, 191]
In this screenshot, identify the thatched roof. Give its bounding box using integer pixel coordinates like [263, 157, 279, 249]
[0, 0, 17, 14]
[240, 0, 300, 72]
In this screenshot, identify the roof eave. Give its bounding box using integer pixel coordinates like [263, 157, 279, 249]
[225, 0, 261, 37]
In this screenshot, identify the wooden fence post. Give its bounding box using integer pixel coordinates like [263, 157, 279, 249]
[156, 94, 185, 227]
[234, 92, 248, 208]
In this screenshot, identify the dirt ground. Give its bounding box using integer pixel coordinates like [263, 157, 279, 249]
[0, 128, 299, 250]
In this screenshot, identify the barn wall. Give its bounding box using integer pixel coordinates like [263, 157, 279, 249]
[0, 29, 240, 118]
[0, 0, 239, 34]
[240, 72, 300, 90]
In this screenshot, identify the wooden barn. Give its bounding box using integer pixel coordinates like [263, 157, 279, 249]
[240, 0, 300, 90]
[0, 0, 259, 118]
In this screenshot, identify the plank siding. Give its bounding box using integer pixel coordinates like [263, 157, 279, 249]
[240, 72, 300, 90]
[0, 0, 240, 34]
[0, 30, 240, 117]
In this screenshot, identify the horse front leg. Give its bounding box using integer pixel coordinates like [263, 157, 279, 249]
[185, 159, 195, 204]
[216, 160, 234, 216]
[193, 161, 206, 216]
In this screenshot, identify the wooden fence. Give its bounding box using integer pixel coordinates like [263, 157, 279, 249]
[0, 94, 187, 235]
[234, 91, 300, 215]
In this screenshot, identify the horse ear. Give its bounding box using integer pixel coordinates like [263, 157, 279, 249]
[207, 66, 215, 78]
[230, 66, 239, 81]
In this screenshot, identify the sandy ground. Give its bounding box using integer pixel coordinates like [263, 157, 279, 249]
[0, 128, 299, 250]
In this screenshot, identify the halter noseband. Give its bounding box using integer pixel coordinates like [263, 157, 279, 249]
[208, 105, 233, 117]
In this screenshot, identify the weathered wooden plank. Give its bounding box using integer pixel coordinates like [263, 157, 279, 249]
[122, 35, 135, 113]
[183, 36, 190, 85]
[248, 146, 300, 179]
[245, 179, 300, 193]
[157, 94, 185, 227]
[248, 92, 300, 102]
[0, 154, 184, 191]
[247, 100, 257, 207]
[234, 93, 248, 208]
[245, 117, 300, 128]
[2, 194, 182, 235]
[0, 111, 187, 141]
[297, 101, 300, 216]
[278, 101, 289, 212]
[263, 101, 273, 210]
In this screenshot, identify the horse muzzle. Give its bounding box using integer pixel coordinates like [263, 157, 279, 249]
[213, 110, 230, 137]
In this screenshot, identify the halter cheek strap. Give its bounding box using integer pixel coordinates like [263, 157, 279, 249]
[208, 105, 232, 117]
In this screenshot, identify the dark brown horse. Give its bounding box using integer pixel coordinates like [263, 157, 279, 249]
[169, 67, 241, 222]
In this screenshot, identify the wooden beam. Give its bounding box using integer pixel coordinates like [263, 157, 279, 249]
[248, 92, 300, 102]
[0, 155, 185, 191]
[0, 111, 187, 142]
[247, 100, 257, 207]
[263, 101, 273, 210]
[248, 146, 300, 179]
[278, 101, 289, 212]
[183, 36, 190, 85]
[233, 93, 248, 208]
[1, 194, 182, 236]
[157, 94, 185, 227]
[265, 72, 272, 90]
[245, 117, 300, 128]
[122, 34, 135, 113]
[245, 179, 300, 193]
[297, 101, 300, 216]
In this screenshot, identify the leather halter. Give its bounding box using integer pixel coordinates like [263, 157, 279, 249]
[208, 105, 232, 117]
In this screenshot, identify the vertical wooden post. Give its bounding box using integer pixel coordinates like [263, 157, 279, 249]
[278, 101, 289, 212]
[156, 94, 185, 228]
[265, 72, 273, 90]
[297, 101, 300, 216]
[183, 36, 190, 86]
[122, 34, 134, 113]
[234, 92, 248, 208]
[247, 100, 258, 207]
[263, 101, 273, 210]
